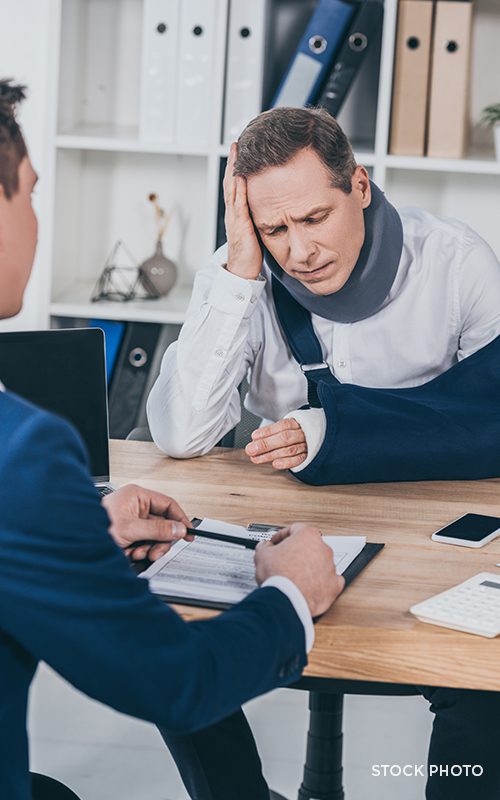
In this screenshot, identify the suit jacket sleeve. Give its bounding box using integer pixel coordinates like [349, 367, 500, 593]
[0, 406, 306, 734]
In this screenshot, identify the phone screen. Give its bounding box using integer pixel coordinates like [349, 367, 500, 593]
[436, 513, 500, 541]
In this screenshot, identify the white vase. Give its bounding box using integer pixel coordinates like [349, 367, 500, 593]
[494, 123, 500, 162]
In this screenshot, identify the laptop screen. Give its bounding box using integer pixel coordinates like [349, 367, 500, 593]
[0, 328, 110, 482]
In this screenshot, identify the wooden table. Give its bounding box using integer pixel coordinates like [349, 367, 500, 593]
[111, 439, 500, 693]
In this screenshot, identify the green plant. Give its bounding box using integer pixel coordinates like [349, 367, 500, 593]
[480, 103, 500, 127]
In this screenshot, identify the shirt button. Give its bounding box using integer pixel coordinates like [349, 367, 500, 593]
[337, 360, 346, 368]
[250, 295, 257, 304]
[234, 292, 245, 302]
[215, 348, 225, 358]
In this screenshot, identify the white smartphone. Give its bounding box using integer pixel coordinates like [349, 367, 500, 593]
[431, 513, 500, 548]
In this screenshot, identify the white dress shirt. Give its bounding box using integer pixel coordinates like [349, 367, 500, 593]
[148, 207, 500, 463]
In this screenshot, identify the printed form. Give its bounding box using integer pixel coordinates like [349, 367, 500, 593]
[141, 518, 366, 606]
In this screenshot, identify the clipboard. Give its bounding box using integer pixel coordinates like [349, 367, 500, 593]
[342, 542, 384, 587]
[139, 540, 385, 612]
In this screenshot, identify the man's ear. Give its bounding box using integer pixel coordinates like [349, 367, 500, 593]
[352, 166, 371, 209]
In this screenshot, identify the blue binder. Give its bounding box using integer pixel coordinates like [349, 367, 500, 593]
[89, 319, 126, 385]
[271, 0, 359, 108]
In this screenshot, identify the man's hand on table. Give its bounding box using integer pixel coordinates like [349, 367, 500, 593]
[255, 523, 344, 617]
[102, 484, 192, 562]
[245, 417, 308, 470]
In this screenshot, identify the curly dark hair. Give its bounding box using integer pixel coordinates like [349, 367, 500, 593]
[0, 79, 28, 199]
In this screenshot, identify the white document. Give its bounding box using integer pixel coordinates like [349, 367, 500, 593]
[139, 0, 180, 142]
[223, 0, 268, 144]
[175, 0, 218, 146]
[141, 518, 366, 605]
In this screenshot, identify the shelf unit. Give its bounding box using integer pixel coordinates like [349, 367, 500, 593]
[2, 0, 500, 331]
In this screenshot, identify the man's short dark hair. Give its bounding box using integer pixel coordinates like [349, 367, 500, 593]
[0, 80, 27, 199]
[234, 107, 357, 193]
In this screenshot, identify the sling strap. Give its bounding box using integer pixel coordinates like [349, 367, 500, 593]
[271, 276, 336, 407]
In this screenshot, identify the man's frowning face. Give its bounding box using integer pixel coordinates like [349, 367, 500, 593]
[0, 156, 38, 318]
[247, 148, 371, 296]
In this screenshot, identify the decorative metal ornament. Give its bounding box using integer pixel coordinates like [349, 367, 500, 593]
[91, 240, 160, 303]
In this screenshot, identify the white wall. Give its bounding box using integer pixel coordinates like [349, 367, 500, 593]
[0, 0, 59, 330]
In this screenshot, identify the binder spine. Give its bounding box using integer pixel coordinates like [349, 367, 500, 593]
[316, 1, 384, 117]
[175, 0, 218, 146]
[108, 322, 162, 439]
[271, 0, 359, 109]
[139, 0, 180, 142]
[222, 0, 268, 144]
[389, 0, 434, 157]
[426, 0, 473, 159]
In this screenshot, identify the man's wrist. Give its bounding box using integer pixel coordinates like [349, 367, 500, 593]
[261, 575, 315, 652]
[285, 408, 327, 473]
[225, 262, 262, 281]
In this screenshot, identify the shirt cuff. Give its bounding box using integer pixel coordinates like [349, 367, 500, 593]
[207, 265, 266, 319]
[261, 575, 314, 652]
[284, 408, 327, 473]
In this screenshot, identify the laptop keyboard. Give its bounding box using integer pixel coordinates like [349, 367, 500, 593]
[97, 485, 114, 498]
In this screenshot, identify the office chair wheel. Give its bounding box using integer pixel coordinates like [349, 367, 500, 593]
[30, 773, 82, 800]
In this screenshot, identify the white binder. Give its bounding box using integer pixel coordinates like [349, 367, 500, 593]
[139, 0, 180, 143]
[175, 0, 218, 146]
[223, 0, 268, 144]
[139, 0, 179, 142]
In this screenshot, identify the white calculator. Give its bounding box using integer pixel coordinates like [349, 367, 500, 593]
[410, 573, 500, 638]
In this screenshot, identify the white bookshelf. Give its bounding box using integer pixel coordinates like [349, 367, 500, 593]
[50, 281, 192, 325]
[3, 0, 500, 330]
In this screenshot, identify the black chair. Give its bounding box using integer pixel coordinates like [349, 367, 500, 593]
[30, 773, 82, 800]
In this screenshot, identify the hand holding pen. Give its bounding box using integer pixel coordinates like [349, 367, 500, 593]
[101, 484, 193, 562]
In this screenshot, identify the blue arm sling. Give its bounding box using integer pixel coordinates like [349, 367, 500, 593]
[272, 277, 500, 485]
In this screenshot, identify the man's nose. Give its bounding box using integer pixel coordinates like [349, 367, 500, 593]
[288, 228, 317, 265]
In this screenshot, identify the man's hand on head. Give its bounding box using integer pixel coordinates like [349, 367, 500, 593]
[245, 417, 308, 470]
[102, 484, 192, 562]
[224, 142, 263, 281]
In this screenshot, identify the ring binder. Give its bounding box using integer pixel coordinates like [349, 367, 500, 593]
[271, 0, 358, 109]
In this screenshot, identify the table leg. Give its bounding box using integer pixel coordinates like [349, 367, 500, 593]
[298, 692, 344, 800]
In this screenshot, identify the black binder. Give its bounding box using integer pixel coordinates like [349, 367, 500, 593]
[108, 321, 162, 439]
[316, 0, 383, 117]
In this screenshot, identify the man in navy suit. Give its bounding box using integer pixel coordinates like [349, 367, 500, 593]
[0, 80, 344, 800]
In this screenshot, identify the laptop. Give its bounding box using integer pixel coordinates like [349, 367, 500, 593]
[0, 327, 114, 496]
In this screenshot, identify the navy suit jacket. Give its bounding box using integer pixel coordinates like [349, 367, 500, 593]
[0, 392, 306, 800]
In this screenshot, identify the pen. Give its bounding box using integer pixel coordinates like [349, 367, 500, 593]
[130, 526, 259, 551]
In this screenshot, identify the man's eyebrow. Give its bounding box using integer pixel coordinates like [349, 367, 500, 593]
[256, 206, 331, 231]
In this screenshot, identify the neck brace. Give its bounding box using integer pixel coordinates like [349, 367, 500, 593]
[265, 181, 403, 323]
